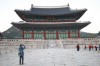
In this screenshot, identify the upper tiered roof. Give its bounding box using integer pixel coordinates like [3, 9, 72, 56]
[15, 6, 87, 15]
[15, 4, 87, 22]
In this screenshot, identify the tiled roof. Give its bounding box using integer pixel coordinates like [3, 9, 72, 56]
[15, 7, 87, 15]
[11, 21, 91, 30]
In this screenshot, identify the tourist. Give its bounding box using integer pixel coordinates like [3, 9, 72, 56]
[91, 44, 93, 50]
[89, 44, 91, 51]
[76, 44, 80, 51]
[99, 44, 100, 50]
[84, 45, 86, 50]
[18, 44, 26, 65]
[94, 46, 97, 51]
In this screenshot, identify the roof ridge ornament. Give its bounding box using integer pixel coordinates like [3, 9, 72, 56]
[67, 3, 70, 7]
[67, 3, 70, 9]
[31, 4, 33, 9]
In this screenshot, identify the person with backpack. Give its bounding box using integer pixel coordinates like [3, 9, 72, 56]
[18, 44, 25, 65]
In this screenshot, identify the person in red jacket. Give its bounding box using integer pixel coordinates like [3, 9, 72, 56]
[89, 44, 91, 51]
[94, 46, 97, 51]
[76, 44, 80, 51]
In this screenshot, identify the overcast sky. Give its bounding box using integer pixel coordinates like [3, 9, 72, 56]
[0, 0, 100, 33]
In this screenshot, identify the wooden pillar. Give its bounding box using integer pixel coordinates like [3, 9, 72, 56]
[56, 31, 59, 39]
[78, 30, 80, 38]
[68, 30, 70, 38]
[22, 31, 24, 39]
[32, 31, 34, 39]
[43, 31, 46, 39]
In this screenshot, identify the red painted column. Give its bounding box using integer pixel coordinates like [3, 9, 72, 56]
[32, 31, 34, 39]
[56, 31, 59, 39]
[78, 30, 80, 38]
[68, 30, 70, 38]
[43, 31, 46, 39]
[22, 31, 24, 39]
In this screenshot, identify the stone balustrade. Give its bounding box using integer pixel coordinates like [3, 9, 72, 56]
[0, 38, 100, 55]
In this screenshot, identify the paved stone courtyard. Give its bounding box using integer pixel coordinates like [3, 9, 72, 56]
[0, 49, 100, 66]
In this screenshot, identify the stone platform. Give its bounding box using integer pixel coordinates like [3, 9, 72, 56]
[0, 49, 100, 66]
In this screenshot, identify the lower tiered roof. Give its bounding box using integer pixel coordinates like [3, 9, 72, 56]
[11, 21, 90, 31]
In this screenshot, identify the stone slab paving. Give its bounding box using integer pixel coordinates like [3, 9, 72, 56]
[0, 49, 100, 66]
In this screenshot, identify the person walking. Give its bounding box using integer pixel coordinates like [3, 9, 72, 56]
[76, 44, 80, 51]
[89, 44, 91, 51]
[99, 44, 100, 50]
[91, 44, 93, 50]
[84, 45, 86, 50]
[94, 45, 97, 51]
[18, 44, 25, 65]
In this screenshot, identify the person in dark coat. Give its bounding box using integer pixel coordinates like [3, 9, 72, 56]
[76, 44, 80, 51]
[84, 45, 86, 50]
[99, 44, 100, 50]
[94, 46, 97, 51]
[89, 45, 91, 51]
[18, 44, 25, 65]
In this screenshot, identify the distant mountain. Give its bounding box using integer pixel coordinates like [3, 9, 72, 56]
[80, 32, 97, 38]
[2, 26, 22, 39]
[2, 26, 97, 39]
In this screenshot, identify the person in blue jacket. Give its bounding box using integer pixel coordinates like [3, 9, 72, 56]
[18, 44, 25, 65]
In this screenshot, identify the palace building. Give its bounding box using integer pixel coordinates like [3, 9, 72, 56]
[11, 4, 90, 39]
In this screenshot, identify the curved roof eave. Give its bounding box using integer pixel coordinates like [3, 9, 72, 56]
[12, 21, 90, 24]
[15, 8, 87, 16]
[11, 21, 91, 30]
